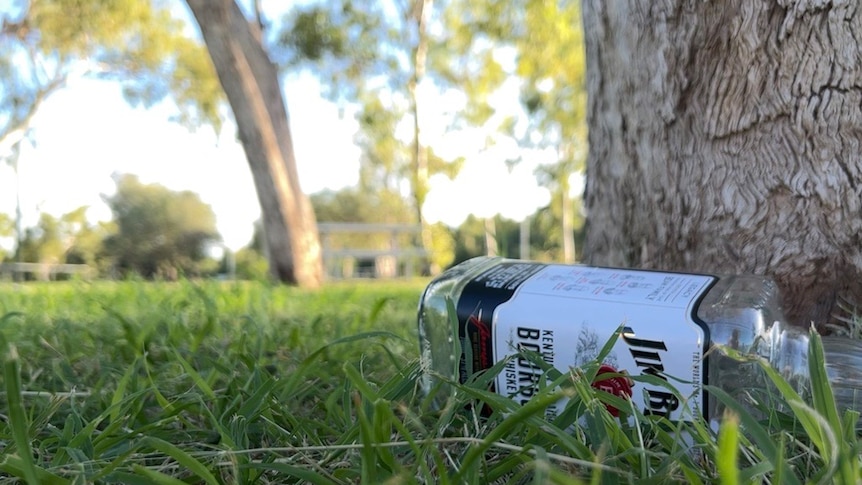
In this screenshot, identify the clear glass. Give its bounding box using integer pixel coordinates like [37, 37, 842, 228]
[419, 257, 862, 424]
[697, 275, 811, 423]
[698, 275, 862, 424]
[418, 256, 500, 407]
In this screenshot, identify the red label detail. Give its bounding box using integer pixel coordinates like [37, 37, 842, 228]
[469, 314, 492, 370]
[591, 364, 634, 417]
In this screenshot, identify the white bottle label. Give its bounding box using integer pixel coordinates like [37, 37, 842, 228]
[490, 264, 715, 421]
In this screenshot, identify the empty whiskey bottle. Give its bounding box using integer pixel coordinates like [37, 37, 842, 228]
[417, 257, 862, 425]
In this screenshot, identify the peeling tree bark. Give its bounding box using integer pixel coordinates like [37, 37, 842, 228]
[186, 0, 322, 287]
[582, 1, 862, 328]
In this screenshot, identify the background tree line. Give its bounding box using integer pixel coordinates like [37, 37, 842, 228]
[0, 173, 582, 280]
[2, 0, 586, 282]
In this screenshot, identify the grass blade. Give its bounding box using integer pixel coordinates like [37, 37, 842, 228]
[235, 374, 277, 420]
[808, 328, 858, 484]
[807, 330, 857, 485]
[108, 359, 137, 424]
[283, 330, 403, 392]
[354, 392, 378, 484]
[244, 462, 338, 485]
[0, 454, 70, 485]
[143, 437, 220, 485]
[530, 446, 551, 485]
[142, 353, 175, 414]
[756, 354, 839, 482]
[2, 339, 41, 485]
[808, 330, 842, 432]
[447, 297, 463, 381]
[0, 311, 24, 324]
[172, 349, 216, 400]
[704, 384, 802, 485]
[717, 412, 740, 485]
[131, 465, 196, 485]
[367, 296, 392, 324]
[454, 387, 579, 482]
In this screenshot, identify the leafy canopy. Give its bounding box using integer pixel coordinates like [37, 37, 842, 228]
[0, 0, 223, 143]
[279, 1, 462, 204]
[102, 174, 219, 279]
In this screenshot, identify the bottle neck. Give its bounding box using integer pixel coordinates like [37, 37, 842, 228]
[761, 322, 810, 392]
[821, 337, 862, 414]
[762, 326, 862, 416]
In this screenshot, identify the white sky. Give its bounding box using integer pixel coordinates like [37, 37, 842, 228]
[0, 71, 560, 251]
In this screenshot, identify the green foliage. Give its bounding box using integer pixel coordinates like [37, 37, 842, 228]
[33, 0, 223, 127]
[29, 0, 153, 56]
[221, 223, 269, 281]
[65, 220, 114, 271]
[15, 214, 63, 264]
[529, 204, 586, 261]
[280, 0, 462, 222]
[102, 174, 220, 279]
[353, 92, 411, 193]
[0, 0, 223, 145]
[233, 246, 270, 281]
[0, 212, 12, 260]
[0, 212, 12, 237]
[449, 211, 579, 265]
[284, 7, 353, 62]
[428, 222, 455, 271]
[280, 2, 402, 102]
[312, 186, 414, 249]
[442, 0, 588, 256]
[11, 206, 111, 272]
[435, 3, 511, 127]
[0, 279, 425, 483]
[453, 214, 518, 263]
[443, 0, 587, 143]
[283, 0, 589, 258]
[312, 187, 413, 225]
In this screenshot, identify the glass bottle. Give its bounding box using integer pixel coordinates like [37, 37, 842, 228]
[418, 256, 862, 425]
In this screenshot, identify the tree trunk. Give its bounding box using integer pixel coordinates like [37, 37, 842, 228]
[559, 143, 577, 263]
[582, 1, 862, 329]
[484, 217, 498, 257]
[409, 0, 434, 273]
[561, 180, 575, 263]
[186, 0, 322, 287]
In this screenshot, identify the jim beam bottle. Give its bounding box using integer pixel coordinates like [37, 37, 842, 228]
[417, 257, 862, 426]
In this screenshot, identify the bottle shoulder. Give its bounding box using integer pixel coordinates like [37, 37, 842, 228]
[419, 257, 505, 307]
[698, 275, 783, 326]
[697, 274, 788, 351]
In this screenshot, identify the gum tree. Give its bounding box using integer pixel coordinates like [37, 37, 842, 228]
[582, 1, 862, 328]
[1, 1, 323, 286]
[185, 0, 323, 286]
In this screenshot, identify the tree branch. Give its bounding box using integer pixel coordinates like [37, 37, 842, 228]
[249, 0, 266, 43]
[0, 69, 67, 152]
[253, 0, 266, 33]
[1, 17, 30, 41]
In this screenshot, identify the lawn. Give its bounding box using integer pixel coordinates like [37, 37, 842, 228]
[0, 279, 859, 484]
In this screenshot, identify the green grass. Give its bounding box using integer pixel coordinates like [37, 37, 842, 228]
[0, 279, 859, 484]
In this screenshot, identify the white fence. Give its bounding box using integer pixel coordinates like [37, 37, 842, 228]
[0, 224, 427, 281]
[318, 223, 427, 279]
[0, 262, 94, 281]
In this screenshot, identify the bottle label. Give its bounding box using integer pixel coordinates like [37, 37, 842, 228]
[457, 262, 715, 421]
